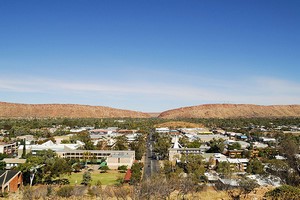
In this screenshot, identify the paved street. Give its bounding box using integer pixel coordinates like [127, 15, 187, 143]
[143, 132, 160, 179]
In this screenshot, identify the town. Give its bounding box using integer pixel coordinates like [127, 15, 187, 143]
[0, 117, 300, 199]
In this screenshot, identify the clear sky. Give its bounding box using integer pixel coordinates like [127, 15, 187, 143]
[0, 0, 299, 112]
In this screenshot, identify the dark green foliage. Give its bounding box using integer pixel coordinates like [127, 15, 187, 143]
[180, 154, 205, 177]
[18, 150, 72, 185]
[0, 161, 5, 170]
[228, 142, 241, 150]
[153, 133, 171, 160]
[216, 161, 232, 175]
[113, 135, 128, 150]
[129, 134, 146, 160]
[247, 159, 264, 174]
[70, 132, 94, 150]
[118, 165, 128, 171]
[179, 136, 202, 148]
[207, 138, 225, 153]
[130, 162, 143, 185]
[238, 177, 259, 193]
[265, 185, 300, 200]
[81, 171, 92, 186]
[99, 165, 109, 173]
[0, 153, 8, 160]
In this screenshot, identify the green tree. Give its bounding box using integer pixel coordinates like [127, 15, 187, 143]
[238, 177, 259, 194]
[70, 132, 94, 150]
[153, 135, 171, 160]
[18, 150, 72, 185]
[130, 163, 143, 185]
[22, 139, 26, 158]
[246, 159, 264, 174]
[228, 142, 241, 150]
[180, 154, 205, 180]
[81, 171, 92, 186]
[216, 161, 232, 175]
[207, 138, 225, 153]
[0, 161, 6, 170]
[113, 135, 128, 150]
[129, 134, 146, 160]
[265, 185, 300, 200]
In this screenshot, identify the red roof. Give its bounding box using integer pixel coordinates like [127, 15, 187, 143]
[124, 169, 132, 182]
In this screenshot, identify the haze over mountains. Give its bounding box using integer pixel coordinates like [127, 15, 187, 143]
[1, 101, 300, 119]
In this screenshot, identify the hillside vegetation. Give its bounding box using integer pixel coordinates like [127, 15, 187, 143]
[158, 104, 300, 119]
[1, 102, 300, 119]
[0, 102, 150, 118]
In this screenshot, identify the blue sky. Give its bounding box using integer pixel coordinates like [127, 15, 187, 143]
[0, 0, 299, 112]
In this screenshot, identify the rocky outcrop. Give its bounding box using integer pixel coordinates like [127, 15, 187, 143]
[158, 104, 300, 119]
[0, 102, 150, 118]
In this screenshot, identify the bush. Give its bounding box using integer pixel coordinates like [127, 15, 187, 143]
[99, 165, 110, 170]
[45, 178, 70, 185]
[56, 186, 74, 198]
[72, 186, 87, 197]
[100, 165, 110, 173]
[265, 185, 300, 200]
[81, 171, 92, 186]
[88, 186, 103, 197]
[22, 186, 33, 200]
[118, 165, 128, 171]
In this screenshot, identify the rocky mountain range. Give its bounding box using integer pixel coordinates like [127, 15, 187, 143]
[1, 102, 300, 119]
[0, 102, 150, 118]
[158, 104, 300, 119]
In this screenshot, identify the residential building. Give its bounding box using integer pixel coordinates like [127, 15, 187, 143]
[0, 170, 22, 193]
[3, 158, 26, 170]
[0, 142, 18, 155]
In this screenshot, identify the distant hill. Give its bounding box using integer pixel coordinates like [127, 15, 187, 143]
[1, 102, 300, 119]
[158, 104, 300, 119]
[154, 121, 205, 128]
[0, 102, 150, 118]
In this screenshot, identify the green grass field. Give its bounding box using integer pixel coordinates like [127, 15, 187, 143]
[62, 171, 124, 185]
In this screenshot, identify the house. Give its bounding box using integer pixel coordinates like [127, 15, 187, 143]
[216, 157, 249, 172]
[0, 142, 18, 155]
[226, 150, 243, 158]
[3, 158, 26, 170]
[0, 170, 22, 193]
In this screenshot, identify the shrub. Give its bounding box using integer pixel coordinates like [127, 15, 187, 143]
[100, 165, 110, 173]
[22, 186, 33, 200]
[265, 185, 300, 200]
[81, 171, 92, 186]
[72, 186, 87, 197]
[56, 186, 74, 198]
[118, 165, 128, 171]
[88, 186, 103, 197]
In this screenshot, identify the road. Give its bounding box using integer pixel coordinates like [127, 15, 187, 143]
[143, 132, 160, 179]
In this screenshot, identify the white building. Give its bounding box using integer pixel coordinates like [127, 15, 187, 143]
[17, 140, 84, 157]
[155, 127, 170, 133]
